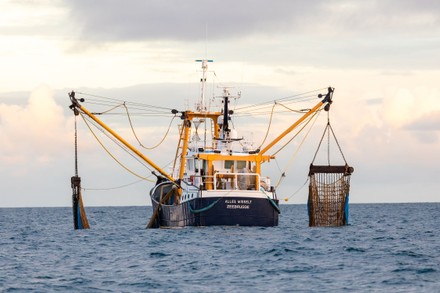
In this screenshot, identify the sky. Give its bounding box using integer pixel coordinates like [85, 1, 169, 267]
[1, 0, 440, 207]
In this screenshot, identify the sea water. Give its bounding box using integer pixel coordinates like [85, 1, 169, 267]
[1, 203, 439, 292]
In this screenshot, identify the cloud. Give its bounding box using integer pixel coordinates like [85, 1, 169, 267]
[55, 1, 440, 73]
[5, 1, 439, 42]
[405, 111, 440, 143]
[379, 87, 440, 144]
[323, 1, 440, 33]
[0, 85, 72, 170]
[65, 0, 440, 43]
[66, 0, 312, 42]
[382, 88, 416, 127]
[0, 0, 69, 37]
[0, 86, 79, 207]
[406, 111, 440, 131]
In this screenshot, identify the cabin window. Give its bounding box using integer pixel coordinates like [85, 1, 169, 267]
[224, 160, 234, 169]
[237, 160, 247, 170]
[224, 160, 248, 171]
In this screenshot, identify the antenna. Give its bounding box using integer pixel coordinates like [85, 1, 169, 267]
[195, 59, 213, 112]
[205, 23, 208, 60]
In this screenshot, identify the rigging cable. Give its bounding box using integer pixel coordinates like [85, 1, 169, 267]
[87, 114, 151, 168]
[81, 113, 170, 175]
[76, 91, 174, 111]
[284, 177, 310, 202]
[234, 87, 327, 112]
[123, 102, 176, 150]
[275, 101, 308, 114]
[81, 157, 176, 191]
[272, 109, 321, 157]
[311, 111, 348, 166]
[83, 179, 143, 191]
[79, 112, 156, 182]
[274, 109, 322, 188]
[257, 102, 276, 149]
[74, 115, 79, 177]
[91, 103, 124, 115]
[84, 101, 171, 116]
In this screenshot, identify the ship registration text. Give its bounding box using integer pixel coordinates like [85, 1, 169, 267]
[225, 199, 252, 209]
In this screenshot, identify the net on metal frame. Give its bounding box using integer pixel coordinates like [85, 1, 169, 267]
[308, 165, 353, 227]
[308, 119, 354, 227]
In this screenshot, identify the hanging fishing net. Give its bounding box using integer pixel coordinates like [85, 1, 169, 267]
[308, 164, 353, 227]
[308, 119, 354, 227]
[71, 175, 90, 229]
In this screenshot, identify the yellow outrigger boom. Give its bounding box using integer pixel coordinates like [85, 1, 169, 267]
[69, 91, 175, 183]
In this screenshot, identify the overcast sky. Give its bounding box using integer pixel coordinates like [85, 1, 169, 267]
[1, 0, 440, 207]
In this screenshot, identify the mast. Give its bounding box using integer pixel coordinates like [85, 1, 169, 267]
[195, 59, 213, 112]
[222, 89, 230, 138]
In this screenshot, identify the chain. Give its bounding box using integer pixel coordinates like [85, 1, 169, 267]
[74, 115, 79, 177]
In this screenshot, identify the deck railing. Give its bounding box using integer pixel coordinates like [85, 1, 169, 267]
[213, 172, 260, 190]
[185, 173, 272, 192]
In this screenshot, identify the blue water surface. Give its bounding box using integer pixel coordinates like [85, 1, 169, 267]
[1, 203, 439, 292]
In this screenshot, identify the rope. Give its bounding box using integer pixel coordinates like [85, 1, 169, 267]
[85, 99, 171, 116]
[234, 109, 299, 117]
[328, 120, 348, 164]
[83, 179, 144, 191]
[81, 158, 175, 191]
[284, 177, 309, 202]
[82, 113, 161, 173]
[274, 159, 284, 174]
[79, 112, 156, 182]
[266, 195, 281, 214]
[76, 91, 174, 111]
[124, 102, 176, 150]
[311, 118, 348, 165]
[275, 102, 307, 114]
[258, 103, 276, 149]
[274, 110, 321, 188]
[188, 198, 222, 213]
[258, 188, 281, 214]
[272, 109, 321, 157]
[91, 103, 123, 115]
[327, 114, 330, 165]
[234, 87, 327, 111]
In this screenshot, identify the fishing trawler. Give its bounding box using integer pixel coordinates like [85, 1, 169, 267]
[69, 60, 334, 228]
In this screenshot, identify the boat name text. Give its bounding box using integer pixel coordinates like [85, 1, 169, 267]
[225, 199, 252, 209]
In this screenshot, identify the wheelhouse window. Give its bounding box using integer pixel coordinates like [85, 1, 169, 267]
[237, 160, 247, 170]
[224, 160, 248, 171]
[224, 160, 234, 169]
